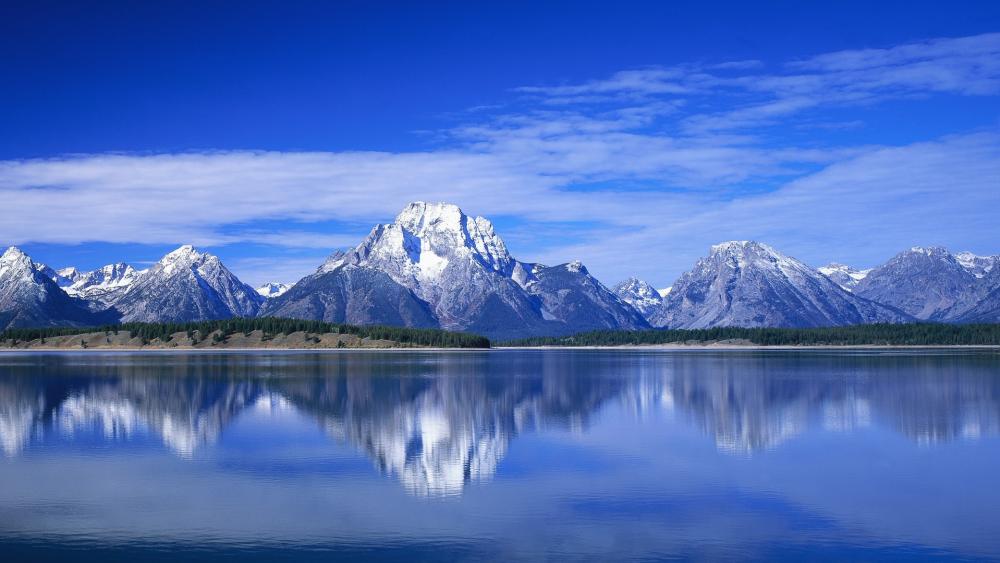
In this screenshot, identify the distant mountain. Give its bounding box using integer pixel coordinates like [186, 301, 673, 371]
[649, 241, 911, 329]
[818, 263, 871, 292]
[64, 263, 143, 307]
[612, 277, 665, 318]
[110, 245, 263, 323]
[854, 247, 976, 320]
[935, 257, 1000, 323]
[955, 251, 999, 279]
[0, 247, 109, 330]
[34, 264, 83, 288]
[256, 282, 291, 298]
[522, 262, 649, 333]
[266, 202, 646, 339]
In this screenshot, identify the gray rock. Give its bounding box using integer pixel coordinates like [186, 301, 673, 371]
[260, 265, 438, 327]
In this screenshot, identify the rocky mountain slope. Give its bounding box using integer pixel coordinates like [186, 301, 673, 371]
[855, 247, 978, 320]
[110, 245, 263, 323]
[260, 264, 438, 327]
[648, 241, 911, 329]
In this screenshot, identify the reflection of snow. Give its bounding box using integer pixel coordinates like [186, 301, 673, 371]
[58, 394, 143, 439]
[314, 387, 514, 497]
[1, 359, 999, 493]
[0, 402, 38, 456]
[822, 396, 871, 432]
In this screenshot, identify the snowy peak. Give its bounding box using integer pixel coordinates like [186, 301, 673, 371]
[1, 246, 32, 271]
[394, 202, 466, 235]
[256, 282, 291, 298]
[393, 201, 515, 274]
[110, 245, 262, 323]
[702, 240, 815, 282]
[612, 277, 664, 318]
[65, 262, 143, 302]
[955, 251, 998, 278]
[1, 247, 39, 282]
[159, 244, 208, 267]
[818, 263, 871, 291]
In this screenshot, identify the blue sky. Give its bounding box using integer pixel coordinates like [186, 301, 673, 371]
[1, 1, 998, 287]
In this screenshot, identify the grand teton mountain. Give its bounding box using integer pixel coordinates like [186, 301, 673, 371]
[2, 203, 998, 335]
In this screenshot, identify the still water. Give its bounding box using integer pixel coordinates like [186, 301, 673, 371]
[0, 349, 998, 561]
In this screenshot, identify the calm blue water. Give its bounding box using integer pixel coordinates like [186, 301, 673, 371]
[0, 349, 998, 561]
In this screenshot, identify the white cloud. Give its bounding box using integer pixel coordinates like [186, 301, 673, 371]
[1, 33, 998, 286]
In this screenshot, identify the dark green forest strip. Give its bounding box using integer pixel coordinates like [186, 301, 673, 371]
[502, 323, 1000, 347]
[0, 317, 491, 349]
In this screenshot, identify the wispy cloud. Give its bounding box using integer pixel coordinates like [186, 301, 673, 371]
[1, 33, 998, 286]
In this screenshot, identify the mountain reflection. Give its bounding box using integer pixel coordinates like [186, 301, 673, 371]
[0, 351, 997, 494]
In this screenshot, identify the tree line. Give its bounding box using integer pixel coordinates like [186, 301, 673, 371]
[0, 317, 491, 349]
[501, 323, 1000, 347]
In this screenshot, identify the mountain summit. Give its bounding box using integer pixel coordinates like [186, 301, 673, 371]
[649, 241, 910, 329]
[110, 245, 263, 323]
[266, 202, 647, 339]
[612, 277, 665, 318]
[0, 247, 107, 329]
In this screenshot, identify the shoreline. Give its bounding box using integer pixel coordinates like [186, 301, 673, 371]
[497, 344, 1000, 350]
[0, 344, 997, 352]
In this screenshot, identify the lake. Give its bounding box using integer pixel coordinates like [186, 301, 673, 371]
[0, 349, 998, 561]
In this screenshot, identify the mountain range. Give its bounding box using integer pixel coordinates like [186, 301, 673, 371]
[2, 202, 998, 338]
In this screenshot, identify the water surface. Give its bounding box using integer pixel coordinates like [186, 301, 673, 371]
[0, 349, 998, 561]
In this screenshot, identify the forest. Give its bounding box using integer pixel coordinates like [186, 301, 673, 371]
[502, 323, 1000, 347]
[0, 317, 491, 349]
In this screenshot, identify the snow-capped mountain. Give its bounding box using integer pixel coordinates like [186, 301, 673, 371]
[255, 282, 291, 298]
[612, 277, 665, 318]
[34, 264, 83, 288]
[110, 245, 263, 323]
[64, 263, 143, 306]
[0, 247, 107, 330]
[269, 202, 646, 339]
[955, 251, 999, 279]
[854, 247, 977, 320]
[818, 263, 871, 291]
[649, 241, 911, 329]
